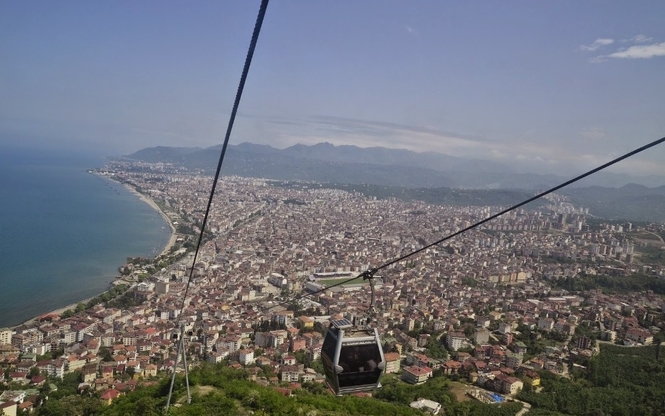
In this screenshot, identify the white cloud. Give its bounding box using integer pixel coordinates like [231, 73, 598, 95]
[405, 25, 419, 37]
[233, 113, 665, 176]
[631, 34, 653, 43]
[579, 38, 614, 51]
[590, 35, 665, 62]
[603, 42, 665, 59]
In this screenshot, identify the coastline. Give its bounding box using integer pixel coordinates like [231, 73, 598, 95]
[19, 296, 97, 326]
[114, 180, 178, 257]
[13, 173, 177, 329]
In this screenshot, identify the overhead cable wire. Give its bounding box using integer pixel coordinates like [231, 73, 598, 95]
[288, 136, 665, 304]
[166, 1, 269, 412]
[177, 0, 270, 319]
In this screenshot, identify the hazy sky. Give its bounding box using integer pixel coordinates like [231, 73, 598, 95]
[2, 1, 664, 175]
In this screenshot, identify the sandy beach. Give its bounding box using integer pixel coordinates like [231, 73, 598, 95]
[95, 172, 177, 257]
[118, 182, 178, 257]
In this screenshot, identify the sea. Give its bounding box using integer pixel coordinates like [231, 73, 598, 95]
[0, 144, 171, 328]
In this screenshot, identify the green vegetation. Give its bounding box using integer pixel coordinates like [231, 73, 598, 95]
[58, 284, 130, 318]
[34, 364, 530, 416]
[517, 344, 665, 416]
[513, 325, 568, 361]
[552, 272, 665, 295]
[39, 395, 103, 416]
[573, 322, 598, 341]
[91, 365, 422, 416]
[632, 232, 662, 241]
[425, 334, 449, 360]
[176, 223, 196, 235]
[88, 284, 129, 307]
[564, 187, 665, 223]
[461, 277, 479, 287]
[106, 289, 144, 309]
[60, 303, 85, 319]
[375, 376, 522, 416]
[637, 244, 665, 265]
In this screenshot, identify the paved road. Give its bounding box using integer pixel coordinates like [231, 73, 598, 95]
[645, 231, 664, 243]
[515, 400, 531, 416]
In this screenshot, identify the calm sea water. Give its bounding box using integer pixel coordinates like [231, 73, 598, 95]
[0, 145, 171, 327]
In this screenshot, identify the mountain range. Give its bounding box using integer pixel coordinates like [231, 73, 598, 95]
[123, 142, 665, 222]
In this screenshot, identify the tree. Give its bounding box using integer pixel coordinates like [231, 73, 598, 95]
[293, 350, 312, 368]
[99, 347, 114, 362]
[49, 372, 84, 400]
[52, 347, 65, 359]
[309, 358, 325, 375]
[425, 335, 448, 360]
[463, 324, 475, 338]
[60, 309, 75, 319]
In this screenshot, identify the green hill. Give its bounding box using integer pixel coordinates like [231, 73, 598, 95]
[36, 364, 523, 416]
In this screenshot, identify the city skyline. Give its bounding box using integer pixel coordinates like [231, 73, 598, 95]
[1, 1, 664, 176]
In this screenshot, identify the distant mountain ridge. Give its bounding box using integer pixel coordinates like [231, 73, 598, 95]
[122, 142, 665, 222]
[125, 145, 202, 163]
[124, 142, 665, 189]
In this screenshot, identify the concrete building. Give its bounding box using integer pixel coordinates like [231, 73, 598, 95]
[410, 398, 441, 415]
[0, 400, 18, 416]
[402, 365, 432, 385]
[155, 280, 170, 294]
[0, 329, 12, 346]
[446, 332, 466, 351]
[474, 328, 490, 345]
[280, 365, 301, 382]
[238, 349, 255, 365]
[383, 352, 401, 374]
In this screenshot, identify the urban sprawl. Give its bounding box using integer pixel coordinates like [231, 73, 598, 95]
[2, 160, 665, 413]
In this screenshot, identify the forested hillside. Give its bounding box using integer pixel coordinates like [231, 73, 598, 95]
[36, 364, 522, 416]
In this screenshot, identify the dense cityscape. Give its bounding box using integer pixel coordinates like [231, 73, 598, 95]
[1, 160, 664, 415]
[2, 0, 664, 413]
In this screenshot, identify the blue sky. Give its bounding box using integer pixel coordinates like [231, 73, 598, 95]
[1, 1, 664, 176]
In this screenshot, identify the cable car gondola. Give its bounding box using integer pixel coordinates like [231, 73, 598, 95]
[321, 318, 386, 395]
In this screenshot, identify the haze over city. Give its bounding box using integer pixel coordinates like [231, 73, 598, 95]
[4, 2, 665, 415]
[2, 1, 664, 176]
